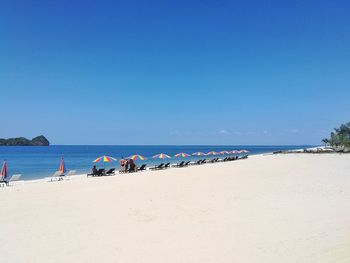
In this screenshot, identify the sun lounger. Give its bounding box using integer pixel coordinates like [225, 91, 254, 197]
[50, 171, 64, 182]
[106, 168, 116, 175]
[7, 174, 22, 186]
[196, 159, 203, 165]
[0, 176, 7, 187]
[97, 169, 105, 176]
[88, 169, 105, 177]
[164, 163, 171, 168]
[87, 171, 98, 177]
[150, 163, 164, 170]
[137, 164, 147, 171]
[184, 161, 191, 166]
[190, 159, 201, 165]
[172, 161, 185, 168]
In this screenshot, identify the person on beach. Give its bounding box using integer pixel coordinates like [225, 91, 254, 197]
[92, 165, 98, 175]
[125, 159, 129, 172]
[120, 157, 126, 173]
[129, 158, 136, 172]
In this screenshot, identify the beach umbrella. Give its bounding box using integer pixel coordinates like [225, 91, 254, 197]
[174, 153, 191, 158]
[152, 153, 171, 159]
[219, 151, 230, 155]
[192, 152, 205, 156]
[241, 149, 249, 153]
[206, 151, 218, 156]
[93, 155, 117, 170]
[128, 154, 146, 161]
[58, 157, 66, 174]
[231, 150, 239, 154]
[93, 155, 117, 163]
[1, 160, 8, 180]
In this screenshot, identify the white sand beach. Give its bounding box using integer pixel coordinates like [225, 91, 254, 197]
[1, 154, 350, 263]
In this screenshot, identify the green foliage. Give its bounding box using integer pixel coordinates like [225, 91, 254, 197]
[323, 122, 350, 148]
[0, 135, 50, 146]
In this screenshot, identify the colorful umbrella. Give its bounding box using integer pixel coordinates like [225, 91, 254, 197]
[1, 160, 8, 180]
[59, 157, 66, 174]
[241, 149, 249, 153]
[219, 151, 230, 155]
[230, 150, 239, 154]
[152, 153, 171, 159]
[93, 155, 117, 163]
[128, 154, 146, 161]
[206, 151, 218, 156]
[174, 152, 191, 157]
[192, 152, 205, 156]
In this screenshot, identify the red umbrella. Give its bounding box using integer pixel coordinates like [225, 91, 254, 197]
[1, 160, 8, 180]
[59, 157, 66, 175]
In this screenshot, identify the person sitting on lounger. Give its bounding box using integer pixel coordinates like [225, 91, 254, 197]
[92, 165, 98, 175]
[129, 158, 136, 172]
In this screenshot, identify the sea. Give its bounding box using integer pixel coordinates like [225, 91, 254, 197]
[0, 145, 311, 180]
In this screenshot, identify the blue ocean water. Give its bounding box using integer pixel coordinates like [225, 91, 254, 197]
[0, 145, 311, 180]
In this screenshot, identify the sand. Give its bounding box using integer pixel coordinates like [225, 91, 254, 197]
[1, 154, 350, 263]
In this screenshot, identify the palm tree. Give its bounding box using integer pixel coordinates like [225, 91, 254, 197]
[323, 122, 350, 150]
[321, 138, 329, 146]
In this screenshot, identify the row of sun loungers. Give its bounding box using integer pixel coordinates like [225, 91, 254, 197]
[49, 155, 250, 180]
[86, 155, 250, 177]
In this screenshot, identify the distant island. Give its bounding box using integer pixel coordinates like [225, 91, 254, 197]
[0, 135, 50, 146]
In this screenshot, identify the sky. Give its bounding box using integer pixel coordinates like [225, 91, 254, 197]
[0, 0, 349, 145]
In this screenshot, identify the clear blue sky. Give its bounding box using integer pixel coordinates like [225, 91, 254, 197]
[1, 0, 349, 145]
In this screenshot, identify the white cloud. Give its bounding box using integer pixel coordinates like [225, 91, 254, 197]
[170, 130, 180, 136]
[218, 129, 230, 135]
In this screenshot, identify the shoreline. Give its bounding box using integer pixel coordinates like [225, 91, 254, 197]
[2, 148, 342, 186]
[0, 145, 310, 181]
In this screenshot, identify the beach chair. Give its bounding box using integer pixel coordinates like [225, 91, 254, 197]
[0, 175, 8, 187]
[87, 170, 98, 177]
[88, 168, 104, 176]
[197, 159, 203, 164]
[106, 168, 115, 176]
[50, 171, 64, 182]
[150, 163, 164, 170]
[189, 160, 199, 165]
[172, 161, 185, 168]
[164, 163, 171, 169]
[200, 159, 207, 164]
[184, 161, 191, 167]
[6, 174, 22, 186]
[137, 164, 147, 171]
